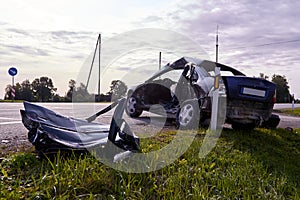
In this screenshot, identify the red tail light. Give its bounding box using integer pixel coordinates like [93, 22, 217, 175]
[272, 90, 276, 103]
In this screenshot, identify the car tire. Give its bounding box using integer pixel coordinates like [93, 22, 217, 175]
[176, 100, 200, 129]
[260, 114, 280, 129]
[126, 95, 143, 118]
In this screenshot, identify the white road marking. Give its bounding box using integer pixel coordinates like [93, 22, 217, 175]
[0, 109, 21, 111]
[0, 121, 22, 125]
[0, 117, 20, 120]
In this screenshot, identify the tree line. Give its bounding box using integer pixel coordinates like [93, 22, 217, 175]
[4, 74, 297, 103]
[261, 74, 296, 103]
[4, 77, 127, 102]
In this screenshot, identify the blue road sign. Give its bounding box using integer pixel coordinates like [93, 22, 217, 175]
[8, 67, 18, 76]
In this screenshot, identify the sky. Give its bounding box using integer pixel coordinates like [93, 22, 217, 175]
[1, 0, 300, 99]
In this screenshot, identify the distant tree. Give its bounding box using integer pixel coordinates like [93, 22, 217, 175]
[259, 73, 269, 80]
[72, 82, 94, 102]
[19, 79, 34, 101]
[4, 81, 32, 101]
[4, 85, 11, 100]
[107, 80, 127, 101]
[65, 79, 76, 102]
[32, 77, 57, 102]
[272, 74, 290, 103]
[52, 94, 64, 102]
[98, 93, 111, 102]
[259, 73, 264, 79]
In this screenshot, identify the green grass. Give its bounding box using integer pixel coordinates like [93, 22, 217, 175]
[0, 99, 24, 103]
[278, 107, 300, 117]
[1, 128, 300, 199]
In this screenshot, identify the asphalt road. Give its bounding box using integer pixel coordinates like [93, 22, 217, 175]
[0, 102, 112, 140]
[273, 103, 300, 110]
[0, 102, 169, 154]
[0, 102, 299, 155]
[0, 102, 116, 155]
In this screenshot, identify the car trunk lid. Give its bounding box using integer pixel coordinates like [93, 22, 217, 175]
[223, 76, 276, 103]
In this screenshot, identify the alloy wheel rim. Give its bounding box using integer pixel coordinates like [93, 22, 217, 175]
[179, 104, 194, 126]
[127, 97, 137, 114]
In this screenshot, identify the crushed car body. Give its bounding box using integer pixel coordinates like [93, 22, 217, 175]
[126, 57, 280, 130]
[20, 98, 140, 159]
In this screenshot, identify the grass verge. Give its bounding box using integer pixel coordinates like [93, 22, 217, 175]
[1, 128, 299, 199]
[276, 107, 300, 117]
[0, 100, 23, 103]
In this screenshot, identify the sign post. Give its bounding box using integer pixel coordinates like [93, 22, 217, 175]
[8, 67, 18, 100]
[292, 94, 295, 112]
[211, 25, 220, 131]
[211, 67, 220, 131]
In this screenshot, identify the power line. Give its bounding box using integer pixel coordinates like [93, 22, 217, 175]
[223, 38, 300, 50]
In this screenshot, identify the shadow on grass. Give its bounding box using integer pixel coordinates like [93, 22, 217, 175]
[131, 116, 176, 127]
[221, 128, 300, 185]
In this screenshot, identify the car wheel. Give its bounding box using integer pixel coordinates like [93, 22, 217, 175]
[176, 100, 200, 129]
[231, 122, 256, 130]
[126, 96, 142, 118]
[260, 114, 280, 129]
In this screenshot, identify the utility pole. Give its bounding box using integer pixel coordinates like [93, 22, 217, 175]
[159, 51, 162, 70]
[98, 34, 101, 97]
[216, 25, 219, 63]
[86, 34, 101, 100]
[211, 25, 220, 131]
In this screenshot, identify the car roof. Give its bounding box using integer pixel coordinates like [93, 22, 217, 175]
[169, 57, 245, 76]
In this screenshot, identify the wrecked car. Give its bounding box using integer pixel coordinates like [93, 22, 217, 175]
[126, 57, 280, 130]
[20, 98, 140, 160]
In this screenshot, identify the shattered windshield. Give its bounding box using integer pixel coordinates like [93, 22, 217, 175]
[146, 64, 176, 82]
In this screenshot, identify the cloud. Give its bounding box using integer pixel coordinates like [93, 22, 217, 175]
[142, 15, 163, 23]
[3, 44, 50, 56]
[130, 0, 300, 97]
[0, 26, 99, 61]
[164, 0, 300, 68]
[1, 0, 300, 98]
[48, 30, 95, 44]
[0, 24, 100, 97]
[5, 28, 31, 36]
